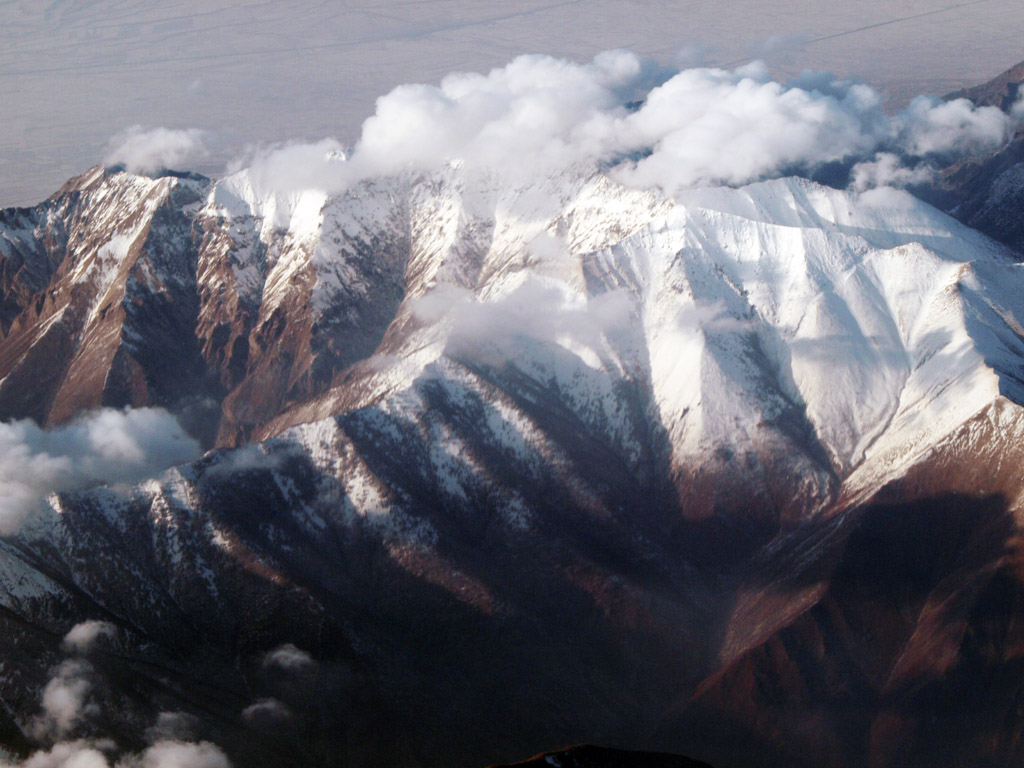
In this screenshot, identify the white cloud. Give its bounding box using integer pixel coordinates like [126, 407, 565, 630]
[0, 741, 231, 768]
[104, 127, 208, 174]
[261, 644, 316, 674]
[202, 445, 296, 484]
[234, 51, 1017, 197]
[236, 138, 348, 196]
[1, 741, 111, 768]
[610, 63, 887, 193]
[897, 96, 1012, 157]
[120, 742, 230, 768]
[62, 622, 116, 655]
[849, 152, 936, 191]
[8, 646, 233, 768]
[1012, 90, 1024, 122]
[240, 698, 292, 728]
[0, 407, 201, 534]
[351, 50, 651, 180]
[414, 277, 634, 368]
[31, 661, 97, 741]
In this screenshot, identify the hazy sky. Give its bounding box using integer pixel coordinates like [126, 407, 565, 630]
[2, 0, 1023, 206]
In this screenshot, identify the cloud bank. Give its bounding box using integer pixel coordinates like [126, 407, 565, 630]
[0, 407, 201, 533]
[234, 50, 1019, 197]
[1, 738, 230, 768]
[2, 642, 232, 768]
[104, 126, 208, 174]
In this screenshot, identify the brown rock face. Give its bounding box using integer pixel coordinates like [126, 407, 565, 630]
[0, 168, 215, 436]
[0, 168, 411, 448]
[653, 401, 1024, 768]
[947, 60, 1024, 113]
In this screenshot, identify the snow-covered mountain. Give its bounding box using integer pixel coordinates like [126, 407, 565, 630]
[3, 158, 1024, 768]
[5, 162, 1024, 507]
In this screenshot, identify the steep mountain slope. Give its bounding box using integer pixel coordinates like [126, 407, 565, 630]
[0, 169, 213, 438]
[0, 165, 410, 447]
[947, 59, 1024, 115]
[2, 165, 1024, 768]
[915, 58, 1024, 252]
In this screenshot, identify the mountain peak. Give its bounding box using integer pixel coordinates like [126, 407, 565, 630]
[947, 58, 1024, 112]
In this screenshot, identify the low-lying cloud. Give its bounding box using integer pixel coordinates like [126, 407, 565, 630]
[1014, 91, 1024, 122]
[123, 741, 230, 768]
[0, 407, 201, 534]
[104, 126, 208, 174]
[412, 276, 635, 369]
[1, 740, 111, 768]
[3, 642, 232, 768]
[62, 622, 117, 655]
[232, 138, 348, 197]
[240, 698, 293, 729]
[897, 94, 1013, 157]
[848, 151, 936, 192]
[233, 50, 1019, 197]
[31, 660, 97, 741]
[0, 738, 231, 768]
[261, 644, 316, 674]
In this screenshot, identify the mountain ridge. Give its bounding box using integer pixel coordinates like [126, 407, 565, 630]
[3, 130, 1024, 766]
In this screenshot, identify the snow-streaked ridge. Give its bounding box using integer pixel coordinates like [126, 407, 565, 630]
[5, 162, 1024, 524]
[265, 171, 1024, 513]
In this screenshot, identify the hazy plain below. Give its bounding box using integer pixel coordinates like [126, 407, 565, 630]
[3, 0, 1023, 207]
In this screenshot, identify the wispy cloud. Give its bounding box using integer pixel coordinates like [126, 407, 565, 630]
[104, 126, 208, 174]
[0, 407, 201, 533]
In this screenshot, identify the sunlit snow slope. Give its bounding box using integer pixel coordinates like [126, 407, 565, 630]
[4, 164, 1024, 515]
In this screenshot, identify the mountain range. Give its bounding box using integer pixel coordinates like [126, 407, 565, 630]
[0, 60, 1024, 768]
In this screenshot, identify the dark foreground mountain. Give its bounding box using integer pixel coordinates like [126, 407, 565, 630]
[486, 744, 715, 767]
[2, 68, 1024, 768]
